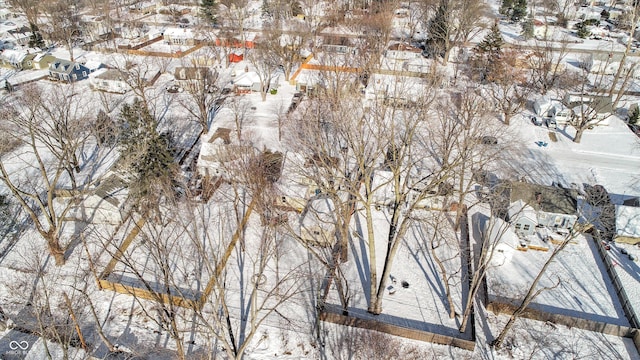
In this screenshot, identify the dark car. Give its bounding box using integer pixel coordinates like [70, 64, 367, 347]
[480, 136, 498, 145]
[166, 84, 183, 93]
[531, 116, 543, 126]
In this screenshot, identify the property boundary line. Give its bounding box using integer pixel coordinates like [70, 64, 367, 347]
[97, 198, 255, 310]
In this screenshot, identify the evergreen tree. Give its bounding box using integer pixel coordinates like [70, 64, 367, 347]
[473, 21, 505, 81]
[118, 99, 178, 216]
[28, 23, 45, 49]
[575, 21, 591, 38]
[200, 0, 218, 26]
[521, 12, 534, 39]
[629, 107, 640, 125]
[476, 21, 504, 58]
[426, 0, 449, 58]
[499, 0, 514, 16]
[500, 0, 527, 22]
[512, 0, 527, 22]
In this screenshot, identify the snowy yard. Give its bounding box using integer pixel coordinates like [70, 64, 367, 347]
[487, 231, 630, 327]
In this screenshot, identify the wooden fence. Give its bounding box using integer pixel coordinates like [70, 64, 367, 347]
[97, 199, 255, 310]
[320, 307, 476, 351]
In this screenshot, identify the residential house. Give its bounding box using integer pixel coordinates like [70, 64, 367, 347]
[232, 70, 262, 93]
[584, 53, 638, 75]
[129, 1, 157, 14]
[164, 27, 195, 46]
[31, 53, 56, 70]
[385, 42, 421, 60]
[299, 196, 337, 247]
[570, 96, 614, 126]
[507, 181, 578, 231]
[0, 49, 34, 70]
[615, 205, 640, 244]
[48, 59, 90, 82]
[90, 68, 129, 94]
[197, 126, 254, 180]
[174, 66, 214, 91]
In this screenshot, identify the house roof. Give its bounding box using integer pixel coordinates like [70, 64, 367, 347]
[32, 52, 53, 62]
[49, 59, 77, 74]
[0, 49, 27, 63]
[508, 181, 578, 215]
[387, 42, 421, 52]
[508, 199, 538, 222]
[164, 27, 193, 38]
[174, 66, 211, 81]
[233, 71, 261, 87]
[300, 196, 336, 231]
[616, 205, 640, 238]
[94, 68, 127, 81]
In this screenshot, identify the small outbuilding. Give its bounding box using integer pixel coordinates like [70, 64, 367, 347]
[615, 205, 640, 245]
[299, 196, 337, 247]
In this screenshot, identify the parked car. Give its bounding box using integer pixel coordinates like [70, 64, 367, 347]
[531, 116, 543, 126]
[479, 136, 498, 145]
[166, 84, 183, 93]
[546, 117, 557, 129]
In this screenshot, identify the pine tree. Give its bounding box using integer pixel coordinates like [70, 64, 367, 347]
[426, 0, 449, 58]
[28, 23, 45, 49]
[476, 21, 504, 58]
[200, 0, 217, 26]
[474, 21, 505, 81]
[575, 21, 591, 38]
[500, 0, 527, 23]
[512, 0, 527, 22]
[499, 0, 514, 16]
[118, 99, 178, 216]
[521, 12, 534, 39]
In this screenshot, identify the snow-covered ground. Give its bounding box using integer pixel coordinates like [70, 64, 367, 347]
[487, 231, 629, 326]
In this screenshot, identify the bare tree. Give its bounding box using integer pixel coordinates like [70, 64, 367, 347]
[486, 49, 530, 125]
[246, 40, 282, 101]
[0, 84, 108, 265]
[175, 59, 223, 133]
[42, 0, 84, 62]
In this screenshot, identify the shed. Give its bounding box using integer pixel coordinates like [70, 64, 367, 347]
[299, 196, 337, 247]
[229, 51, 243, 63]
[615, 205, 640, 244]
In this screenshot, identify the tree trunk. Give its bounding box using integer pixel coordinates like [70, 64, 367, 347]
[48, 237, 65, 266]
[364, 204, 378, 314]
[503, 112, 511, 126]
[573, 128, 584, 143]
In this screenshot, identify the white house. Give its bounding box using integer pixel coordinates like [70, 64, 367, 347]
[164, 27, 196, 46]
[509, 182, 578, 231]
[508, 199, 538, 237]
[90, 68, 129, 94]
[232, 70, 262, 93]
